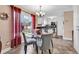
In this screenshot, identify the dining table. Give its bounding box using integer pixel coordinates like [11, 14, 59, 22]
[24, 29, 53, 54]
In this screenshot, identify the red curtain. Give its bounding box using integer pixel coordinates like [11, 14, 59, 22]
[10, 6, 21, 48]
[31, 14, 36, 29]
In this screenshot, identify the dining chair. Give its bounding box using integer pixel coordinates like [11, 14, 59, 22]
[22, 32, 38, 54]
[41, 34, 53, 54]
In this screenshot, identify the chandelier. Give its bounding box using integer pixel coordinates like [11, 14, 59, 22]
[36, 6, 46, 17]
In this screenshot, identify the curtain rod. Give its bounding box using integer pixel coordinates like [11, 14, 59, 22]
[22, 9, 32, 15]
[22, 9, 36, 16]
[13, 5, 35, 15]
[14, 6, 31, 14]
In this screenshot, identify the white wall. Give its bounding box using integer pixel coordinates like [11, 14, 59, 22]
[57, 17, 64, 36]
[37, 17, 44, 25]
[73, 6, 79, 53]
[47, 16, 64, 36]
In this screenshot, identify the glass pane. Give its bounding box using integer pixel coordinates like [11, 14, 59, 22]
[20, 11, 32, 34]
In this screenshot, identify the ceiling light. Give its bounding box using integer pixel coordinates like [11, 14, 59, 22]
[36, 6, 46, 17]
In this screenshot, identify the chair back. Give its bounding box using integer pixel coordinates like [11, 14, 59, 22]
[41, 34, 53, 50]
[22, 32, 27, 44]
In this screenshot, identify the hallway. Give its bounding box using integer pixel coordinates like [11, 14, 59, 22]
[5, 38, 77, 54]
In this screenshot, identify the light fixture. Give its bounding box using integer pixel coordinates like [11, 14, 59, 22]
[36, 6, 46, 17]
[0, 12, 8, 20]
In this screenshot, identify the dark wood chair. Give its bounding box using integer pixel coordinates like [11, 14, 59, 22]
[22, 32, 38, 54]
[0, 41, 2, 53]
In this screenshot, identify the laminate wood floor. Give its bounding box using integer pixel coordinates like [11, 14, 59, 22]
[5, 38, 77, 54]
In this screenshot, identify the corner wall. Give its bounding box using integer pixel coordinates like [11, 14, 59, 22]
[73, 6, 79, 53]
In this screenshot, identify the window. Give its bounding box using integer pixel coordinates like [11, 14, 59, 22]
[20, 11, 32, 33]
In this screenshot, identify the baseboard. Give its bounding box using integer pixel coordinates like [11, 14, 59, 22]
[63, 37, 72, 40]
[1, 47, 11, 54]
[53, 35, 63, 39]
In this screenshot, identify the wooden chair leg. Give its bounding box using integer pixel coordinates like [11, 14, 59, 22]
[0, 41, 2, 54]
[49, 49, 51, 54]
[35, 44, 38, 54]
[51, 40, 53, 48]
[24, 45, 27, 54]
[41, 50, 43, 54]
[33, 44, 35, 48]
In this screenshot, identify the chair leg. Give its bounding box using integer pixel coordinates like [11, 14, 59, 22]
[35, 44, 38, 54]
[41, 50, 43, 54]
[49, 49, 51, 54]
[24, 45, 27, 54]
[33, 44, 35, 48]
[51, 40, 53, 48]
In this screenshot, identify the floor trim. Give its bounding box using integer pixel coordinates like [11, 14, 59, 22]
[63, 37, 72, 40]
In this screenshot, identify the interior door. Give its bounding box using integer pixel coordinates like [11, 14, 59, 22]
[64, 11, 73, 40]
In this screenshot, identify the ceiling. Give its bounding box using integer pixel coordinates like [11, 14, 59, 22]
[16, 5, 73, 16]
